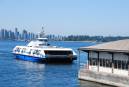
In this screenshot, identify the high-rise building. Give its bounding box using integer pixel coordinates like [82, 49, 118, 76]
[15, 27, 19, 40]
[22, 29, 28, 40]
[8, 30, 15, 39]
[0, 28, 40, 40]
[4, 29, 9, 39]
[0, 29, 2, 39]
[1, 29, 5, 40]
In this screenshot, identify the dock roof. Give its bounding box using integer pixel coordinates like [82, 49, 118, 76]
[79, 39, 129, 53]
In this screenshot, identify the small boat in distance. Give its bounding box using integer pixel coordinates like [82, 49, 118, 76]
[12, 28, 77, 63]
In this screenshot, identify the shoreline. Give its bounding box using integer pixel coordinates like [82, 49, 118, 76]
[0, 40, 97, 43]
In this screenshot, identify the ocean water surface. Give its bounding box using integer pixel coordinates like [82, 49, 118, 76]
[0, 41, 112, 87]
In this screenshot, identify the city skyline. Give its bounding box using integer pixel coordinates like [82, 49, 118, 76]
[0, 28, 129, 42]
[0, 28, 37, 40]
[0, 0, 129, 36]
[0, 28, 65, 41]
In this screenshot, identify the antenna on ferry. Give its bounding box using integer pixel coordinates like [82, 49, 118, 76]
[39, 26, 45, 38]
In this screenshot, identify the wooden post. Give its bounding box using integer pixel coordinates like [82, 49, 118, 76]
[128, 54, 129, 76]
[97, 51, 100, 72]
[112, 53, 114, 73]
[78, 50, 80, 70]
[122, 53, 129, 76]
[87, 51, 89, 70]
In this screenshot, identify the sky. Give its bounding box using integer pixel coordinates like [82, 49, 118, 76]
[0, 0, 129, 36]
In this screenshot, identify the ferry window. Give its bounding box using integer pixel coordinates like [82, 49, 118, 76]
[21, 48, 26, 53]
[39, 39, 47, 42]
[33, 50, 41, 55]
[36, 50, 41, 55]
[44, 39, 48, 42]
[33, 50, 36, 54]
[44, 51, 72, 55]
[39, 44, 43, 46]
[24, 48, 26, 53]
[28, 49, 32, 54]
[16, 48, 20, 52]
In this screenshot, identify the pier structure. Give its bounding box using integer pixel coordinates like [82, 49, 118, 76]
[78, 39, 129, 87]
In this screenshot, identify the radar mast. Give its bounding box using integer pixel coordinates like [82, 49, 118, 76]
[39, 26, 45, 38]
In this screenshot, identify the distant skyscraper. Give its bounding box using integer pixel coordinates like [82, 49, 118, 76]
[1, 29, 5, 39]
[8, 30, 15, 39]
[0, 28, 39, 40]
[4, 29, 9, 39]
[0, 29, 2, 39]
[22, 29, 28, 40]
[15, 27, 19, 40]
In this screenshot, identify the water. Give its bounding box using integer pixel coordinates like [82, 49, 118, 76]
[0, 41, 112, 87]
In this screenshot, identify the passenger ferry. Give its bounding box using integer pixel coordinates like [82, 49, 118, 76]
[12, 29, 77, 62]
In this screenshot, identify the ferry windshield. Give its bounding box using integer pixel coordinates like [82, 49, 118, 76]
[39, 39, 47, 42]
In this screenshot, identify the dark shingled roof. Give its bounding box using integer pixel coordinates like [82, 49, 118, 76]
[79, 39, 129, 53]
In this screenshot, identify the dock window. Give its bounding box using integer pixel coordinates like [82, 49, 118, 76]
[89, 55, 129, 70]
[114, 60, 128, 70]
[99, 59, 112, 67]
[89, 58, 97, 66]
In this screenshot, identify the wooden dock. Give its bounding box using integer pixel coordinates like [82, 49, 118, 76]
[78, 39, 129, 87]
[78, 68, 129, 87]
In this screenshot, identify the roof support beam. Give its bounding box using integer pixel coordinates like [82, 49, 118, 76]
[127, 54, 129, 76]
[111, 53, 114, 73]
[97, 51, 100, 72]
[123, 53, 129, 76]
[87, 51, 89, 70]
[78, 50, 81, 70]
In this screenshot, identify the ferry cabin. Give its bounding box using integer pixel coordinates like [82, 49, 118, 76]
[79, 39, 129, 76]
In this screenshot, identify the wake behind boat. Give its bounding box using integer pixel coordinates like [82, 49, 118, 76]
[12, 28, 77, 63]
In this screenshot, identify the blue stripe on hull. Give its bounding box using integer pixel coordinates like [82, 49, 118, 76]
[14, 54, 44, 62]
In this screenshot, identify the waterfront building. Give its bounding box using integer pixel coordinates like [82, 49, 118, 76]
[78, 39, 129, 87]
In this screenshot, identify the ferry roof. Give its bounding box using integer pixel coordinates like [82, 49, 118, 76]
[16, 46, 73, 51]
[79, 39, 129, 53]
[37, 38, 48, 40]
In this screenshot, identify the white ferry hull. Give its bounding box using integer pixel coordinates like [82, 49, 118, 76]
[14, 53, 77, 62]
[14, 54, 44, 62]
